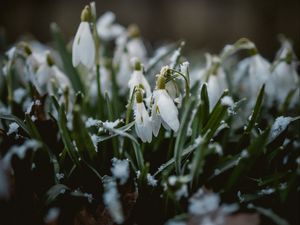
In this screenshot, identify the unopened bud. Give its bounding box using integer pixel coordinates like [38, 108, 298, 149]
[46, 53, 55, 66]
[81, 5, 91, 22]
[128, 24, 140, 38]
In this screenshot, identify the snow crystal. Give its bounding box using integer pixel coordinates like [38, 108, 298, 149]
[7, 122, 19, 135]
[270, 116, 292, 141]
[147, 173, 158, 187]
[188, 188, 220, 215]
[44, 207, 60, 223]
[221, 96, 234, 107]
[258, 188, 275, 195]
[91, 134, 100, 151]
[56, 173, 64, 180]
[111, 158, 129, 185]
[13, 88, 26, 103]
[85, 117, 101, 128]
[103, 177, 124, 224]
[103, 119, 122, 129]
[241, 150, 249, 158]
[83, 193, 93, 203]
[175, 184, 188, 200]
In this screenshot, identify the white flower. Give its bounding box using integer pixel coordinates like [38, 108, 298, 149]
[96, 11, 124, 41]
[151, 76, 180, 135]
[127, 38, 147, 64]
[128, 60, 151, 99]
[234, 53, 271, 106]
[72, 21, 95, 69]
[134, 90, 152, 143]
[34, 54, 71, 95]
[100, 65, 112, 98]
[116, 52, 131, 95]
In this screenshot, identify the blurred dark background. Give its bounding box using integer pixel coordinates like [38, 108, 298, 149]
[1, 0, 299, 59]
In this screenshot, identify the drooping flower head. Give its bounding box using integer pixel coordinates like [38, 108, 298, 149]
[151, 71, 180, 136]
[134, 88, 152, 143]
[128, 58, 151, 100]
[72, 5, 95, 69]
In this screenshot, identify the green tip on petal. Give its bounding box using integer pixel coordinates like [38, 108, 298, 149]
[135, 88, 143, 103]
[157, 75, 166, 90]
[81, 5, 92, 22]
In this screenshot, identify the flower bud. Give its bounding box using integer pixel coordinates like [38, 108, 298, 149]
[156, 75, 166, 90]
[128, 24, 140, 38]
[46, 53, 55, 67]
[81, 5, 92, 22]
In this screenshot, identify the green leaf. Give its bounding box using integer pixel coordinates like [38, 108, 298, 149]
[45, 184, 70, 205]
[0, 113, 29, 135]
[245, 84, 265, 133]
[51, 96, 80, 165]
[174, 96, 196, 174]
[72, 105, 97, 161]
[50, 23, 85, 93]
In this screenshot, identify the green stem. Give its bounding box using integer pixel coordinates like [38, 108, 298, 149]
[169, 69, 190, 102]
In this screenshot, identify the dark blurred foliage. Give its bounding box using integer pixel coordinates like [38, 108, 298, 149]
[0, 0, 299, 58]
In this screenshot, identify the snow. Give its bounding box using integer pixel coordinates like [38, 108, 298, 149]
[13, 88, 26, 103]
[7, 122, 19, 135]
[147, 173, 158, 187]
[91, 134, 100, 151]
[103, 177, 124, 224]
[221, 96, 234, 107]
[44, 207, 60, 223]
[188, 188, 220, 215]
[111, 158, 129, 185]
[270, 116, 293, 141]
[85, 117, 101, 128]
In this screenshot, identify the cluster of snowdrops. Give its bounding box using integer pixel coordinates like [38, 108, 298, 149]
[0, 2, 299, 225]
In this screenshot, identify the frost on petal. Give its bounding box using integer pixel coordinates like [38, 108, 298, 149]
[157, 90, 179, 132]
[78, 22, 95, 69]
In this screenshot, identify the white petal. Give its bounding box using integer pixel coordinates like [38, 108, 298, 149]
[157, 90, 179, 132]
[135, 103, 152, 143]
[78, 22, 95, 69]
[151, 100, 161, 137]
[72, 23, 84, 67]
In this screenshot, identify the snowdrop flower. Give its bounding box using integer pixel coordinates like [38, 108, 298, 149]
[96, 11, 124, 41]
[128, 59, 151, 99]
[234, 50, 271, 107]
[151, 75, 180, 136]
[191, 55, 227, 109]
[134, 89, 152, 143]
[270, 42, 299, 107]
[72, 5, 95, 69]
[127, 24, 147, 64]
[116, 52, 132, 95]
[34, 53, 71, 95]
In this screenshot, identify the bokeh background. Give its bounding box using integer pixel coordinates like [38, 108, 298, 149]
[1, 0, 299, 58]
